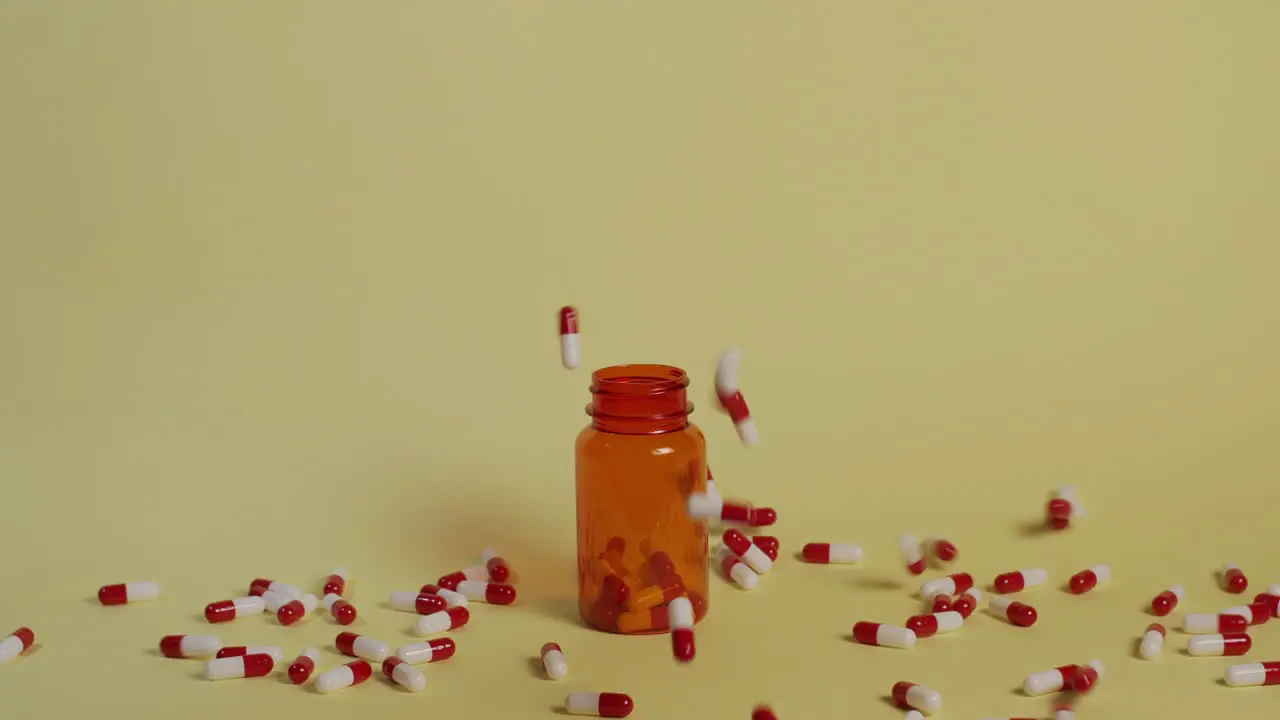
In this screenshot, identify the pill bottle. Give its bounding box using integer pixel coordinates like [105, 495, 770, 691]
[576, 364, 709, 633]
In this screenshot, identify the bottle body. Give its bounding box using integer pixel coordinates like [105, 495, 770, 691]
[575, 364, 709, 634]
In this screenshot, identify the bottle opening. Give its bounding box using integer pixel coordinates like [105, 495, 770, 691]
[587, 364, 692, 434]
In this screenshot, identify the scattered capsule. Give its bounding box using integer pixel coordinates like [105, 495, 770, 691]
[0, 627, 35, 664]
[1222, 602, 1271, 626]
[390, 590, 448, 615]
[481, 548, 511, 583]
[397, 637, 457, 665]
[565, 691, 635, 718]
[1150, 585, 1184, 616]
[752, 706, 779, 720]
[1023, 661, 1102, 696]
[215, 646, 284, 663]
[159, 634, 220, 659]
[249, 579, 300, 600]
[1183, 613, 1249, 634]
[751, 535, 780, 559]
[721, 552, 759, 590]
[930, 595, 952, 613]
[261, 589, 294, 613]
[414, 606, 471, 636]
[456, 580, 517, 605]
[419, 583, 469, 608]
[540, 642, 568, 679]
[993, 568, 1049, 594]
[335, 632, 391, 662]
[382, 656, 427, 692]
[278, 593, 319, 625]
[1187, 632, 1252, 657]
[892, 681, 943, 715]
[1139, 623, 1165, 660]
[288, 647, 320, 684]
[801, 543, 864, 564]
[1224, 661, 1280, 687]
[1045, 497, 1072, 529]
[920, 573, 974, 599]
[559, 306, 581, 369]
[205, 653, 274, 680]
[724, 529, 772, 574]
[1254, 593, 1280, 617]
[323, 593, 357, 625]
[668, 596, 696, 662]
[315, 660, 373, 694]
[924, 537, 958, 563]
[205, 596, 265, 623]
[898, 534, 926, 575]
[989, 596, 1038, 627]
[323, 567, 348, 596]
[97, 581, 161, 606]
[1069, 664, 1102, 693]
[852, 622, 917, 649]
[1068, 565, 1111, 594]
[953, 589, 983, 618]
[715, 348, 759, 446]
[905, 611, 964, 638]
[1221, 563, 1249, 593]
[437, 566, 489, 591]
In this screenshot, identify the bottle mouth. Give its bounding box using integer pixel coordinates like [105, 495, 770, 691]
[587, 364, 692, 430]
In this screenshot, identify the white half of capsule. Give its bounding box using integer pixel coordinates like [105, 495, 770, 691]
[686, 493, 724, 520]
[902, 685, 942, 714]
[262, 582, 302, 600]
[396, 642, 440, 664]
[462, 565, 489, 581]
[239, 646, 284, 662]
[1222, 605, 1255, 623]
[1187, 635, 1233, 656]
[323, 593, 345, 611]
[180, 635, 222, 657]
[389, 661, 427, 692]
[737, 543, 773, 574]
[0, 636, 28, 663]
[920, 576, 961, 598]
[297, 647, 320, 663]
[560, 333, 581, 370]
[898, 534, 923, 564]
[932, 611, 964, 633]
[734, 417, 759, 445]
[876, 625, 917, 649]
[961, 589, 984, 604]
[1224, 663, 1272, 687]
[1139, 628, 1164, 660]
[904, 712, 925, 720]
[262, 589, 291, 613]
[315, 665, 358, 694]
[1086, 565, 1112, 583]
[480, 548, 502, 564]
[389, 590, 426, 612]
[205, 656, 263, 680]
[348, 636, 390, 662]
[667, 597, 694, 630]
[123, 581, 162, 601]
[825, 544, 865, 564]
[542, 646, 568, 680]
[1268, 583, 1280, 596]
[705, 479, 721, 502]
[438, 588, 468, 608]
[1167, 584, 1186, 601]
[415, 611, 455, 636]
[1182, 613, 1229, 634]
[726, 558, 759, 590]
[565, 692, 617, 716]
[230, 596, 265, 614]
[295, 594, 319, 612]
[457, 580, 500, 601]
[989, 596, 1016, 614]
[715, 347, 743, 395]
[1023, 668, 1071, 696]
[329, 566, 348, 581]
[1016, 568, 1050, 588]
[1054, 710, 1076, 720]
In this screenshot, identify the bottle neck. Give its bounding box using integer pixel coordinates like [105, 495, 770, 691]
[587, 364, 692, 435]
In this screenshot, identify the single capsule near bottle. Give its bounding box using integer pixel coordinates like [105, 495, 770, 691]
[288, 647, 320, 684]
[565, 691, 634, 718]
[1150, 585, 1184, 616]
[382, 656, 427, 692]
[891, 681, 943, 715]
[852, 622, 916, 649]
[801, 542, 864, 564]
[315, 660, 373, 694]
[1068, 565, 1110, 594]
[920, 573, 973, 599]
[993, 568, 1049, 594]
[1224, 661, 1280, 687]
[898, 534, 926, 575]
[989, 596, 1038, 627]
[541, 642, 568, 679]
[1183, 613, 1248, 635]
[1187, 632, 1252, 657]
[1220, 563, 1249, 593]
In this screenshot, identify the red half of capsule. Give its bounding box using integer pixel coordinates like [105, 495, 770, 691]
[278, 600, 309, 626]
[483, 583, 517, 605]
[953, 593, 977, 618]
[425, 637, 457, 662]
[993, 572, 1026, 594]
[288, 655, 316, 684]
[97, 584, 129, 606]
[346, 660, 374, 684]
[905, 615, 939, 638]
[559, 306, 578, 335]
[671, 627, 695, 662]
[931, 539, 958, 562]
[1069, 569, 1099, 594]
[204, 600, 240, 623]
[1221, 632, 1254, 656]
[931, 595, 952, 613]
[437, 572, 465, 590]
[1068, 666, 1099, 693]
[751, 536, 779, 558]
[1003, 602, 1038, 627]
[1151, 590, 1179, 616]
[486, 555, 511, 583]
[330, 598, 358, 625]
[748, 507, 777, 526]
[595, 692, 634, 718]
[323, 574, 346, 596]
[721, 502, 753, 524]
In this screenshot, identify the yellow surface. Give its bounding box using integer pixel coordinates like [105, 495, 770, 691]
[1, 2, 1279, 718]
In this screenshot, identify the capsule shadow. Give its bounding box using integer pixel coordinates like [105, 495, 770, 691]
[1016, 518, 1049, 537]
[527, 656, 546, 678]
[852, 576, 903, 592]
[879, 695, 898, 709]
[1131, 637, 1145, 659]
[1215, 677, 1230, 687]
[551, 705, 571, 715]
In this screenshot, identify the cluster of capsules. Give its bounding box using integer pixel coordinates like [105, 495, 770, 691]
[1140, 563, 1280, 689]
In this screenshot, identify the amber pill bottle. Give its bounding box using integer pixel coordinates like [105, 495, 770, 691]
[575, 364, 709, 633]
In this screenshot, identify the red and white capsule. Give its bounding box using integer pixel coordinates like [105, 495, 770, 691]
[419, 583, 469, 608]
[559, 306, 581, 369]
[989, 596, 1038, 627]
[0, 627, 35, 664]
[205, 653, 274, 680]
[1221, 563, 1249, 593]
[924, 537, 958, 563]
[315, 660, 373, 694]
[336, 632, 391, 662]
[540, 642, 568, 679]
[715, 348, 758, 445]
[723, 529, 772, 574]
[481, 548, 511, 583]
[323, 567, 348, 596]
[920, 573, 974, 599]
[668, 596, 695, 662]
[97, 581, 161, 606]
[323, 593, 358, 625]
[801, 543, 864, 564]
[993, 568, 1049, 594]
[414, 606, 471, 635]
[215, 646, 284, 662]
[382, 656, 427, 692]
[1183, 613, 1249, 634]
[1150, 584, 1184, 616]
[390, 590, 448, 615]
[249, 578, 300, 600]
[1023, 660, 1103, 695]
[1224, 661, 1280, 687]
[720, 552, 759, 590]
[1139, 623, 1165, 660]
[205, 596, 265, 623]
[1222, 602, 1271, 626]
[436, 566, 488, 590]
[288, 647, 320, 684]
[1069, 565, 1111, 594]
[159, 634, 221, 658]
[852, 622, 917, 649]
[898, 534, 926, 575]
[953, 589, 983, 618]
[278, 593, 319, 625]
[396, 637, 457, 665]
[905, 611, 963, 638]
[891, 682, 943, 715]
[1188, 632, 1253, 657]
[456, 580, 517, 605]
[565, 692, 635, 718]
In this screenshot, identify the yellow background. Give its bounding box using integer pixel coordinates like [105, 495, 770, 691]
[2, 2, 1278, 718]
